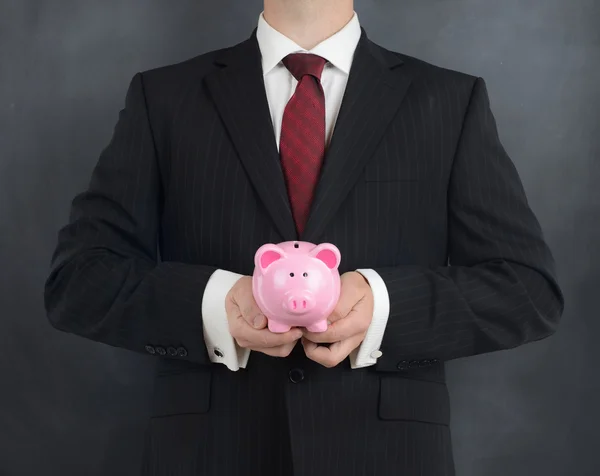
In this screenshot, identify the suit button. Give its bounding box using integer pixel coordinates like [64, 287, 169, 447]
[431, 358, 440, 364]
[167, 347, 178, 357]
[409, 360, 420, 368]
[289, 368, 305, 383]
[397, 360, 409, 370]
[156, 346, 166, 356]
[177, 347, 188, 357]
[145, 345, 156, 355]
[419, 359, 431, 367]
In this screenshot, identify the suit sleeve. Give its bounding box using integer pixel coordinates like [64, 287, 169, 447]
[44, 73, 220, 365]
[349, 269, 390, 368]
[202, 269, 251, 370]
[371, 77, 565, 372]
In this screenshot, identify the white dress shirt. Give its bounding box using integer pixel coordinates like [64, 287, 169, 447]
[201, 11, 391, 371]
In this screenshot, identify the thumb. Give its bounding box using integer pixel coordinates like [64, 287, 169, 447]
[233, 277, 267, 329]
[328, 274, 361, 323]
[328, 297, 354, 324]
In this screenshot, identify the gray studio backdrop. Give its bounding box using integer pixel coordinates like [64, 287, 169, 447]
[1, 0, 598, 475]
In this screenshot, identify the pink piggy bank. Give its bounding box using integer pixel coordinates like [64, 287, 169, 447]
[252, 241, 341, 333]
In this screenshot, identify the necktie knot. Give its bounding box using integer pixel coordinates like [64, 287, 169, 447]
[282, 53, 327, 82]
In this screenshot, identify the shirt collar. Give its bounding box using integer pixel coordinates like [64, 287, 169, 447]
[256, 11, 361, 76]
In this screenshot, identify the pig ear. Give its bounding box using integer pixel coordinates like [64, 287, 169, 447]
[309, 243, 341, 270]
[254, 244, 287, 272]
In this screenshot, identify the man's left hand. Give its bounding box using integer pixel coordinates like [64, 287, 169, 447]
[302, 271, 374, 368]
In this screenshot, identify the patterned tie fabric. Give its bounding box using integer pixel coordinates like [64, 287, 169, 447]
[280, 53, 328, 235]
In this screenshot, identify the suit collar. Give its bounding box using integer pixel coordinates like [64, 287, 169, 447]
[207, 27, 411, 242]
[214, 26, 404, 74]
[255, 11, 362, 76]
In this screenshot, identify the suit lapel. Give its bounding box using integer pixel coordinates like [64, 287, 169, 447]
[204, 29, 297, 241]
[204, 27, 412, 244]
[302, 29, 412, 243]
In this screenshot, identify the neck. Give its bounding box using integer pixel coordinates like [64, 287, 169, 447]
[263, 0, 354, 50]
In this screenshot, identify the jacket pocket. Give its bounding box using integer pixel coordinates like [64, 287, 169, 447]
[150, 369, 212, 418]
[378, 376, 450, 426]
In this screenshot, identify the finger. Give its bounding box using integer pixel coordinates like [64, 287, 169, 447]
[302, 336, 363, 368]
[247, 340, 298, 358]
[236, 325, 303, 349]
[303, 309, 368, 343]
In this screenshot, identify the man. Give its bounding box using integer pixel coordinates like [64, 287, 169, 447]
[44, 0, 564, 474]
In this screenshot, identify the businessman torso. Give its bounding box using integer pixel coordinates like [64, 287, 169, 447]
[136, 26, 472, 476]
[46, 6, 563, 472]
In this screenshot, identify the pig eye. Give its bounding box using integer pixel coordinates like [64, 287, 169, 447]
[294, 243, 299, 248]
[290, 273, 295, 277]
[303, 272, 308, 277]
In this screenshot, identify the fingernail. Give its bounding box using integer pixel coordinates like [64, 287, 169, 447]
[253, 315, 265, 328]
[327, 320, 332, 326]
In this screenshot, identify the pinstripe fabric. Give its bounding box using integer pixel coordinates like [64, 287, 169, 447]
[44, 27, 564, 476]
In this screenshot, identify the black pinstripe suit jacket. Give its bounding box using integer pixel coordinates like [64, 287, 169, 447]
[44, 27, 564, 476]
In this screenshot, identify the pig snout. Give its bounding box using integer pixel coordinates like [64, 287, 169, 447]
[284, 293, 316, 314]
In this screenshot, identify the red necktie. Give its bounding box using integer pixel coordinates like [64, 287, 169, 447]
[280, 53, 327, 235]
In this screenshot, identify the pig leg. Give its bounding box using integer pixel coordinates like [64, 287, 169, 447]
[268, 319, 292, 333]
[306, 319, 328, 333]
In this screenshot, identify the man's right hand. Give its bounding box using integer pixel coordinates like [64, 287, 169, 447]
[225, 276, 302, 357]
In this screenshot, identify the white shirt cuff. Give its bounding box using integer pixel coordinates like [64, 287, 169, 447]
[201, 269, 250, 371]
[349, 269, 390, 369]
